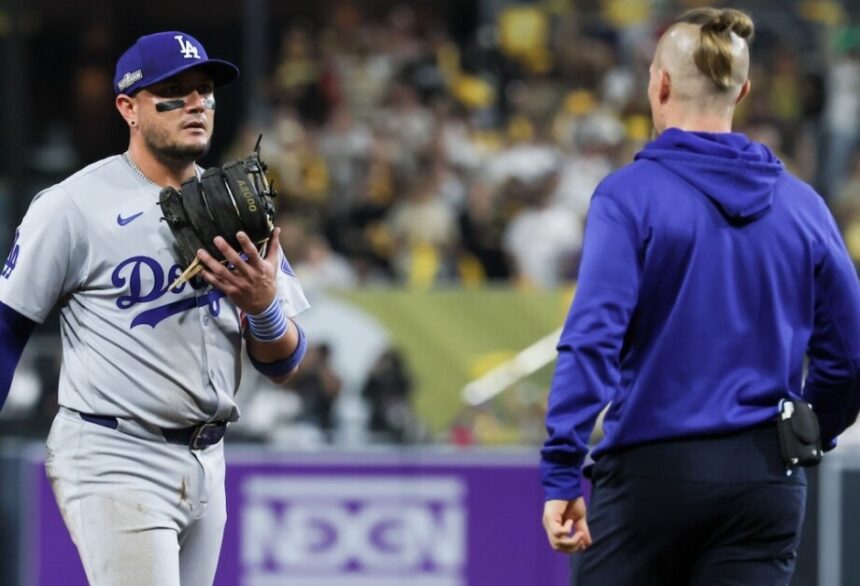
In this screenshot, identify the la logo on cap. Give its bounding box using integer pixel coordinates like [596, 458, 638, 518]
[175, 35, 201, 60]
[113, 31, 239, 95]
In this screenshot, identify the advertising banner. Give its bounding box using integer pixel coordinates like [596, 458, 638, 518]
[30, 449, 569, 586]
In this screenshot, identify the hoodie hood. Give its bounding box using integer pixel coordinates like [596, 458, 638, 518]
[635, 128, 783, 222]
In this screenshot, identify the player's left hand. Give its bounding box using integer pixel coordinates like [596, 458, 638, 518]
[543, 497, 592, 554]
[196, 227, 281, 315]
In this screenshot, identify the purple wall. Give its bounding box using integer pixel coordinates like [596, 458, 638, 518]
[30, 449, 570, 586]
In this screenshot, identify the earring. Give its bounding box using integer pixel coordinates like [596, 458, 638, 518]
[130, 120, 137, 127]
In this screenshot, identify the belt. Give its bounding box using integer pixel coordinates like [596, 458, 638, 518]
[78, 412, 227, 450]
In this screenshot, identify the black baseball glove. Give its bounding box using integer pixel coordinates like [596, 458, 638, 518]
[159, 138, 277, 287]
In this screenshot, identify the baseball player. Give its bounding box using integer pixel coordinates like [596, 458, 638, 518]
[0, 32, 309, 585]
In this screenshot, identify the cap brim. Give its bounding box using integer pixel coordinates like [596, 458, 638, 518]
[125, 59, 240, 95]
[195, 59, 240, 87]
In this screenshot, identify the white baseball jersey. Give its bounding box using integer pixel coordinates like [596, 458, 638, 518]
[0, 155, 309, 428]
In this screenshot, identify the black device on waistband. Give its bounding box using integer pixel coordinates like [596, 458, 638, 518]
[776, 399, 822, 469]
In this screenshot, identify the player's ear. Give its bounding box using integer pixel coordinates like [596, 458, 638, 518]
[116, 94, 138, 129]
[659, 70, 671, 104]
[736, 79, 751, 104]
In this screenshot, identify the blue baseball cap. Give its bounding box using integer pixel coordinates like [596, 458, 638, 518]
[114, 31, 239, 95]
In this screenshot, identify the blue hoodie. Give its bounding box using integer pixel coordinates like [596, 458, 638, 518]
[541, 128, 860, 501]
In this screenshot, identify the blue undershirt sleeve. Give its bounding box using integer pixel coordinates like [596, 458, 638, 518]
[247, 324, 308, 379]
[0, 301, 37, 411]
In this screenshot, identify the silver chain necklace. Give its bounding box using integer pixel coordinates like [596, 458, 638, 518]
[122, 152, 160, 188]
[122, 152, 203, 186]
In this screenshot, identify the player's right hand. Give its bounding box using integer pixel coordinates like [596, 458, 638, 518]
[543, 497, 592, 554]
[197, 227, 280, 316]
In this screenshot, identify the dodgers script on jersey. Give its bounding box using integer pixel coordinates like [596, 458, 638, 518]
[0, 156, 309, 429]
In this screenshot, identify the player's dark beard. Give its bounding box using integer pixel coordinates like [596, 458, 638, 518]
[155, 141, 210, 163]
[142, 126, 210, 164]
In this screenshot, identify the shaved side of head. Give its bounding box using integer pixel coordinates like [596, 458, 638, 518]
[653, 8, 754, 112]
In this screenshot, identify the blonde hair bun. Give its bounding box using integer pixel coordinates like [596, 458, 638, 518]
[678, 8, 755, 91]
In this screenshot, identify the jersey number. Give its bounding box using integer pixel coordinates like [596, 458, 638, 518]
[1, 230, 19, 279]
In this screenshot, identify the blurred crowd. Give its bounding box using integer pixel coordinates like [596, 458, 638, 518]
[7, 0, 860, 446]
[222, 1, 860, 292]
[231, 0, 860, 445]
[225, 0, 860, 445]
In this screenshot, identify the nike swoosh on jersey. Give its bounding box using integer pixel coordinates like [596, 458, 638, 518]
[117, 212, 144, 226]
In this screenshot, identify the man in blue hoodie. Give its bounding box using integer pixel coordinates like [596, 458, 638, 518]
[541, 8, 860, 585]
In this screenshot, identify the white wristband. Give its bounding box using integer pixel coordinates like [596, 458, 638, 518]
[247, 297, 289, 342]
